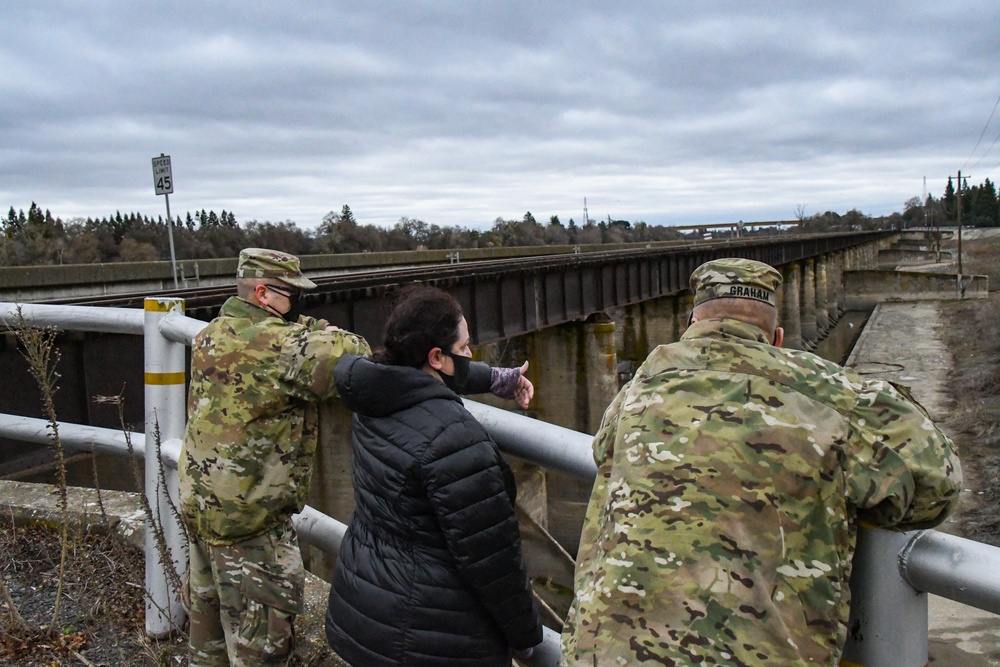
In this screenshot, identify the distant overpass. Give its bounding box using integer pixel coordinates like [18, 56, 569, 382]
[670, 220, 804, 236]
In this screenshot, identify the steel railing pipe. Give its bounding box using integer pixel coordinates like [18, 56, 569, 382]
[293, 504, 347, 556]
[463, 399, 597, 482]
[462, 400, 593, 664]
[0, 414, 146, 458]
[159, 309, 207, 345]
[0, 301, 144, 334]
[900, 529, 1000, 616]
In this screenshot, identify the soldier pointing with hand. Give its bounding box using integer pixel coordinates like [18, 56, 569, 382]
[561, 257, 961, 666]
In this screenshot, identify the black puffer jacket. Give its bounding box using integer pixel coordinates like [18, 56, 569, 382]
[325, 355, 542, 667]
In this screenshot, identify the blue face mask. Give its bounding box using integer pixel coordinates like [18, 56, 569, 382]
[441, 352, 470, 393]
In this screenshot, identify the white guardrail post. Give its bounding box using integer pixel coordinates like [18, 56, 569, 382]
[143, 298, 188, 637]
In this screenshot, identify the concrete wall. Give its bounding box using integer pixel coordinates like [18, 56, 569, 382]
[878, 248, 953, 268]
[844, 270, 988, 310]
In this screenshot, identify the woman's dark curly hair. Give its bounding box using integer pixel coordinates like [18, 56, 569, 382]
[373, 284, 464, 368]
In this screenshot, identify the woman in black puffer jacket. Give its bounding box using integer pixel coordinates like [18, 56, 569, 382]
[325, 285, 543, 667]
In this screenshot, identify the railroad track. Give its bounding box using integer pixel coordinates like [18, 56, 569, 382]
[38, 244, 697, 310]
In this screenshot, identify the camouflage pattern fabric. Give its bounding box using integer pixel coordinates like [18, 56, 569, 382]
[689, 257, 783, 307]
[188, 517, 304, 667]
[561, 317, 961, 666]
[179, 296, 371, 545]
[236, 247, 317, 289]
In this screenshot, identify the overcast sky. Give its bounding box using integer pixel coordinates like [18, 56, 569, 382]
[3, 2, 999, 232]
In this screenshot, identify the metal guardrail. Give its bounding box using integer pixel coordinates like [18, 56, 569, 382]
[2, 299, 999, 666]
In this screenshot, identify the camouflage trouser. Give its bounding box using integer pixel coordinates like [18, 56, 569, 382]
[188, 518, 305, 667]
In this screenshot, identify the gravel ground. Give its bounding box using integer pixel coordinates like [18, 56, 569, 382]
[0, 522, 188, 666]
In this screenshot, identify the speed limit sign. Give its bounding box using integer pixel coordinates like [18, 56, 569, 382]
[152, 154, 173, 195]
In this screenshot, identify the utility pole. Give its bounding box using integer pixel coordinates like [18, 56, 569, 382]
[956, 170, 966, 277]
[921, 176, 927, 231]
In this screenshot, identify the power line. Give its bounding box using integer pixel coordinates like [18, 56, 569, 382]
[984, 155, 1000, 180]
[963, 94, 1000, 172]
[970, 125, 1000, 173]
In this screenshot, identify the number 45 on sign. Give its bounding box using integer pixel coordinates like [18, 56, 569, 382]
[152, 155, 173, 195]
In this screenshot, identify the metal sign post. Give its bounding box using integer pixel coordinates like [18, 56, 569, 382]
[152, 154, 179, 288]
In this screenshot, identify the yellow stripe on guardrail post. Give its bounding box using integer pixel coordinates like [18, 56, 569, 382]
[143, 297, 187, 637]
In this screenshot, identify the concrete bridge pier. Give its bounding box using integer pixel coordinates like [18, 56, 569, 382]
[674, 293, 693, 343]
[524, 317, 620, 557]
[815, 256, 831, 335]
[304, 402, 357, 580]
[613, 305, 643, 382]
[828, 252, 844, 323]
[845, 245, 860, 271]
[801, 260, 818, 349]
[529, 317, 618, 435]
[582, 318, 619, 433]
[780, 262, 804, 350]
[612, 293, 688, 382]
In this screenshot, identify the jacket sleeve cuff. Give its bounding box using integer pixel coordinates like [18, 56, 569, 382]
[489, 366, 521, 399]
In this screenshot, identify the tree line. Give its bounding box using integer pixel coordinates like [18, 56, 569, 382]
[0, 204, 691, 266]
[937, 176, 999, 227]
[792, 177, 999, 231]
[8, 185, 971, 268]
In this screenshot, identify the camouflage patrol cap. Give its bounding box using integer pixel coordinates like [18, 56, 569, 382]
[236, 247, 317, 290]
[690, 257, 782, 307]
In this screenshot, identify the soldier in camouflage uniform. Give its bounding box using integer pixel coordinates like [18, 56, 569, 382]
[561, 257, 962, 666]
[179, 248, 373, 666]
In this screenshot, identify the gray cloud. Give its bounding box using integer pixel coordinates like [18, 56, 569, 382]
[2, 1, 999, 231]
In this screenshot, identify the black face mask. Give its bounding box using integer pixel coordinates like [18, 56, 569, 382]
[281, 291, 303, 323]
[441, 352, 471, 393]
[265, 285, 303, 323]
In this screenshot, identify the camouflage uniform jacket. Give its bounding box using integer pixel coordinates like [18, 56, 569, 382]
[562, 317, 961, 666]
[179, 296, 371, 545]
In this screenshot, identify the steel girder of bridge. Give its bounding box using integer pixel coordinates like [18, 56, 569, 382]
[307, 231, 891, 346]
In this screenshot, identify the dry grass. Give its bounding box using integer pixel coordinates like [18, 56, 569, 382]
[0, 522, 188, 666]
[960, 231, 1000, 287]
[939, 232, 1000, 545]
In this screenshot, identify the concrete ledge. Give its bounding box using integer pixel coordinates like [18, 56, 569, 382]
[844, 270, 988, 310]
[0, 479, 146, 548]
[879, 248, 953, 267]
[901, 230, 954, 241]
